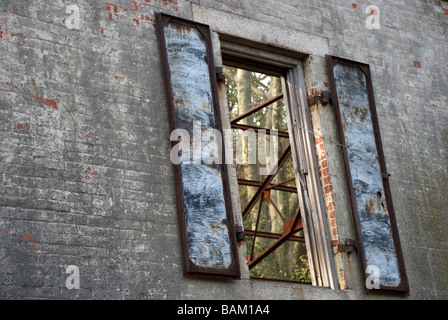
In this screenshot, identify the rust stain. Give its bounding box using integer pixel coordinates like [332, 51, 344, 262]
[26, 197, 38, 203]
[365, 198, 376, 214]
[261, 190, 270, 202]
[202, 102, 211, 111]
[29, 91, 59, 110]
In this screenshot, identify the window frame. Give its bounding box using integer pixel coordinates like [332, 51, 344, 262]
[221, 41, 338, 289]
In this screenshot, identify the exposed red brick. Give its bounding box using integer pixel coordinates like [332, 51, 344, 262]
[29, 92, 59, 110]
[321, 160, 327, 168]
[352, 3, 357, 9]
[413, 60, 421, 68]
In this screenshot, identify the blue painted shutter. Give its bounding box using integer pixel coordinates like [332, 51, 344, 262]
[156, 13, 240, 278]
[326, 55, 408, 292]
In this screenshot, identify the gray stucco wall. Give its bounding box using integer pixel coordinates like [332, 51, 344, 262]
[0, 0, 447, 299]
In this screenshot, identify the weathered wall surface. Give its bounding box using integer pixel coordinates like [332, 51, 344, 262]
[0, 0, 447, 299]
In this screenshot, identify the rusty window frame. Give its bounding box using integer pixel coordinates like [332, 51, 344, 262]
[326, 55, 409, 292]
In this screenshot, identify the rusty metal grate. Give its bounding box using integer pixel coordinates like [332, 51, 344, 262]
[224, 65, 310, 283]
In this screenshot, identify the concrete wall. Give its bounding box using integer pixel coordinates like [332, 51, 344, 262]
[0, 0, 447, 299]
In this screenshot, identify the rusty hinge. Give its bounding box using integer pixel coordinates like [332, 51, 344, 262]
[216, 67, 225, 83]
[336, 239, 358, 254]
[235, 226, 245, 242]
[307, 91, 332, 106]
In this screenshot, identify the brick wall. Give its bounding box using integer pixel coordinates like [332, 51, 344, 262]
[1, 0, 447, 299]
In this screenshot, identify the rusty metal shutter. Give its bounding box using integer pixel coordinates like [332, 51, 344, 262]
[155, 13, 240, 278]
[326, 55, 409, 292]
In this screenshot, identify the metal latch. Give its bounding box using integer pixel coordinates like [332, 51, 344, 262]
[216, 67, 225, 83]
[337, 239, 358, 254]
[235, 226, 245, 242]
[307, 91, 332, 106]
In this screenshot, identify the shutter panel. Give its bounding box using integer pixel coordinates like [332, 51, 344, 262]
[282, 66, 338, 289]
[326, 55, 409, 292]
[155, 13, 240, 278]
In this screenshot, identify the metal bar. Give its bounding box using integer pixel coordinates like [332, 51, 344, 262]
[244, 230, 305, 242]
[230, 93, 284, 124]
[266, 176, 295, 190]
[242, 145, 291, 220]
[231, 123, 289, 138]
[248, 209, 301, 269]
[237, 179, 297, 193]
[268, 198, 286, 222]
[249, 197, 264, 262]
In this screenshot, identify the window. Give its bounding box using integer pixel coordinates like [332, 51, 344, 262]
[223, 66, 310, 283]
[220, 41, 336, 288]
[156, 12, 408, 292]
[155, 12, 337, 288]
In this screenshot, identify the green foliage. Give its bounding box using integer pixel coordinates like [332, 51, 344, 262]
[224, 65, 310, 284]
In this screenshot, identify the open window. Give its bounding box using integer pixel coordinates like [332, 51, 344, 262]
[221, 41, 338, 289]
[156, 12, 337, 287]
[223, 65, 309, 283]
[156, 12, 408, 292]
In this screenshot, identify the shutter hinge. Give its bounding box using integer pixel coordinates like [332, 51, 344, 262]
[307, 91, 332, 107]
[216, 67, 225, 83]
[235, 226, 245, 242]
[334, 239, 358, 254]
